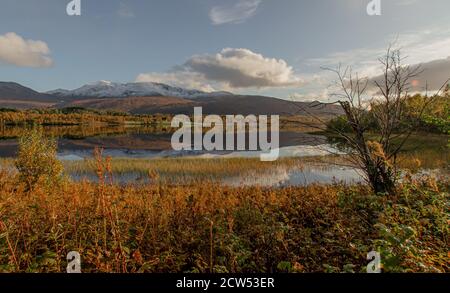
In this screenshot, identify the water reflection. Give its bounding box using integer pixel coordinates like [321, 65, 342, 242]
[0, 125, 329, 157]
[68, 162, 364, 188]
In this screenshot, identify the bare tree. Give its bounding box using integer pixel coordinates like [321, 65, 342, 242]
[283, 46, 448, 194]
[324, 47, 449, 194]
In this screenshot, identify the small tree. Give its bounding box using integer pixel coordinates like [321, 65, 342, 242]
[325, 47, 449, 194]
[15, 128, 63, 190]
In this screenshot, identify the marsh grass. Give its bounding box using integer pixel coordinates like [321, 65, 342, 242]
[0, 164, 447, 273]
[68, 157, 303, 180]
[0, 139, 448, 273]
[0, 130, 448, 273]
[0, 153, 447, 187]
[63, 152, 449, 183]
[63, 155, 364, 186]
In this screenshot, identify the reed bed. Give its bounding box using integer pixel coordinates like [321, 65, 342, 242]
[0, 164, 448, 273]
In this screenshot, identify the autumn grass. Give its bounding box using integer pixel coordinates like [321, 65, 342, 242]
[65, 157, 332, 183]
[1, 156, 340, 187]
[0, 153, 447, 186]
[0, 165, 448, 273]
[0, 129, 448, 273]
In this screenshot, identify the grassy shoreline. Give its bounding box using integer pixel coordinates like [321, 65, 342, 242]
[0, 169, 447, 273]
[0, 151, 448, 185]
[0, 131, 448, 273]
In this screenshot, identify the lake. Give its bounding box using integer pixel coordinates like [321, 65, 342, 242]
[0, 125, 447, 187]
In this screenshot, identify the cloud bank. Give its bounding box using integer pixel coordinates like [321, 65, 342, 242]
[137, 48, 303, 91]
[369, 57, 450, 92]
[0, 32, 53, 68]
[300, 28, 450, 100]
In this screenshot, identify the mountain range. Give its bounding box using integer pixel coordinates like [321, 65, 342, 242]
[0, 81, 343, 116]
[46, 80, 233, 100]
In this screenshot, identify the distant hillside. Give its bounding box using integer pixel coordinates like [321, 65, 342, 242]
[0, 81, 343, 116]
[61, 95, 343, 116]
[188, 96, 343, 116]
[0, 82, 60, 109]
[61, 96, 196, 113]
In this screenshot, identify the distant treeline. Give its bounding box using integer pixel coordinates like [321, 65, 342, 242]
[0, 107, 329, 133]
[0, 107, 173, 126]
[327, 94, 450, 134]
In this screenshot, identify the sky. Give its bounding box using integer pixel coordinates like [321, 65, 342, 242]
[0, 0, 449, 101]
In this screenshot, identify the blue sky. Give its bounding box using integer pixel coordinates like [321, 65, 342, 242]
[1, 0, 450, 100]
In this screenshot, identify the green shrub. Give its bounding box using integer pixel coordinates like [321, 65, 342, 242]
[15, 128, 63, 190]
[326, 116, 352, 133]
[374, 179, 449, 272]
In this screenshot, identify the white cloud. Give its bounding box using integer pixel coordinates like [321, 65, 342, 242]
[305, 28, 450, 78]
[299, 27, 450, 100]
[136, 71, 216, 92]
[0, 32, 53, 68]
[186, 48, 303, 88]
[209, 0, 261, 25]
[137, 48, 304, 91]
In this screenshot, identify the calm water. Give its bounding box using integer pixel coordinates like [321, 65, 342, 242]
[0, 125, 332, 158]
[2, 125, 445, 187]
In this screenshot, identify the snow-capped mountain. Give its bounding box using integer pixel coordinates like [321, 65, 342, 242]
[47, 81, 232, 99]
[0, 80, 344, 115]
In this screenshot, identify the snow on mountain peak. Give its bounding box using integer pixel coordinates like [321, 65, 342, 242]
[97, 80, 113, 85]
[46, 81, 233, 99]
